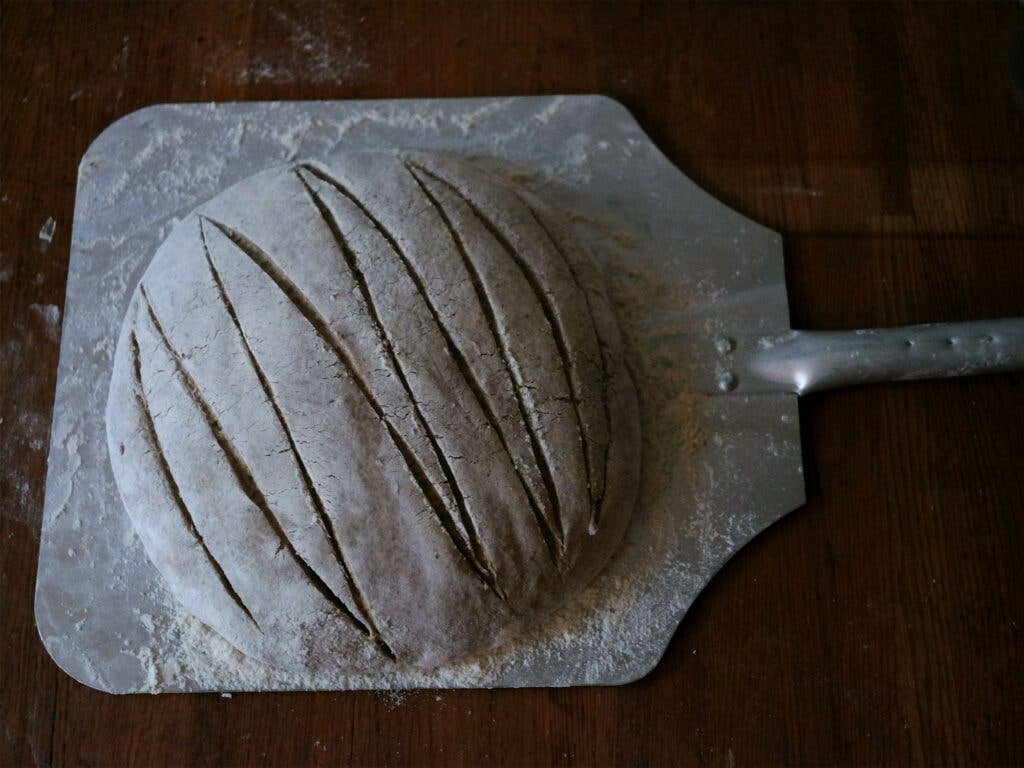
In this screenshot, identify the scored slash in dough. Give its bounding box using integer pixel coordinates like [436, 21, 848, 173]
[105, 150, 641, 675]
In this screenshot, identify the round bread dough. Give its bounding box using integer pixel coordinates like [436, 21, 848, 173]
[105, 150, 641, 675]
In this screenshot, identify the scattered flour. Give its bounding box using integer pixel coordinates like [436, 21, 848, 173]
[534, 96, 567, 125]
[39, 216, 56, 243]
[449, 99, 516, 135]
[239, 8, 368, 85]
[1, 407, 50, 531]
[29, 302, 61, 342]
[379, 690, 410, 710]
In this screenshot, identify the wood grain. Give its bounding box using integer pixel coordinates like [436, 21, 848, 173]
[2, 2, 1022, 766]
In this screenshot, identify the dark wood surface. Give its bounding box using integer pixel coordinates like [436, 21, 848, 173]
[2, 2, 1022, 766]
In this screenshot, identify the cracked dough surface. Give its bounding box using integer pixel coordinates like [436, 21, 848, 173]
[105, 150, 641, 675]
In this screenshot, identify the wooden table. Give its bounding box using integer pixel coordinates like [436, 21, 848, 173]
[2, 2, 1022, 765]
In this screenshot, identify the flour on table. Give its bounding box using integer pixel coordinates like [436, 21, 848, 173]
[39, 216, 56, 243]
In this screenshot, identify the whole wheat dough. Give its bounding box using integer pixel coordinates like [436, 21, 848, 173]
[106, 150, 641, 675]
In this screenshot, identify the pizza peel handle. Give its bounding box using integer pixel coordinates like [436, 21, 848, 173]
[667, 318, 1024, 395]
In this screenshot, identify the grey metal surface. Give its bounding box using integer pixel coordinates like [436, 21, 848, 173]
[662, 318, 1024, 394]
[37, 96, 802, 692]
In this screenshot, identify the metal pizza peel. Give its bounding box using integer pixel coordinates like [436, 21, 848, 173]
[35, 95, 1024, 692]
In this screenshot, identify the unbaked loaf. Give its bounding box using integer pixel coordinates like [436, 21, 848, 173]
[105, 150, 641, 674]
